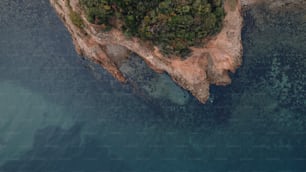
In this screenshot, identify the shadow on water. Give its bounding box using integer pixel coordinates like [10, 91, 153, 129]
[0, 124, 130, 172]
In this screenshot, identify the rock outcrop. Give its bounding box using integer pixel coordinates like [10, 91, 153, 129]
[49, 0, 244, 103]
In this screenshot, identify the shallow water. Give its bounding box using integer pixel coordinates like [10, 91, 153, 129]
[0, 0, 305, 171]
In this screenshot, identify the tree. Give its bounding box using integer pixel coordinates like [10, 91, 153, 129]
[79, 0, 225, 58]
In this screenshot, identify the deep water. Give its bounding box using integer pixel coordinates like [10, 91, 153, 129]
[0, 0, 305, 171]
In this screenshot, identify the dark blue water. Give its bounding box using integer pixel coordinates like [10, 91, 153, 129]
[0, 0, 305, 171]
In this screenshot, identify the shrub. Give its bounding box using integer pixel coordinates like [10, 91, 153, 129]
[69, 11, 84, 28]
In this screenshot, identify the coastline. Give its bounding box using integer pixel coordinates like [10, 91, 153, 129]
[49, 0, 244, 103]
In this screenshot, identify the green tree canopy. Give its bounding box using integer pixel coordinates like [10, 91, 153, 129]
[80, 0, 225, 58]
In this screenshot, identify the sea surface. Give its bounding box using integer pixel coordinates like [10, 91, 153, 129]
[0, 0, 305, 171]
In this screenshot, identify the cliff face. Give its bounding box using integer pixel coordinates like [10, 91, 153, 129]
[49, 0, 243, 103]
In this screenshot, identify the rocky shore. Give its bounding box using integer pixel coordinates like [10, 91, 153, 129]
[49, 0, 244, 103]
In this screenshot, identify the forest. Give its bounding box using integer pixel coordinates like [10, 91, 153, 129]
[79, 0, 225, 57]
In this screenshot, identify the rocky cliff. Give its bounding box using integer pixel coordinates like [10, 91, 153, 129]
[49, 0, 243, 103]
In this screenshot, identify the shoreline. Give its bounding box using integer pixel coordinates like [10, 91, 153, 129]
[49, 0, 244, 103]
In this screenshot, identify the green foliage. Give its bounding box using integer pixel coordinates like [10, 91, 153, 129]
[79, 0, 225, 58]
[69, 11, 84, 28]
[79, 0, 113, 24]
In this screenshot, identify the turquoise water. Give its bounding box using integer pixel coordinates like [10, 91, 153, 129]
[0, 0, 305, 171]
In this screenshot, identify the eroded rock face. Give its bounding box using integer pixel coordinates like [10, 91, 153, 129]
[49, 0, 244, 103]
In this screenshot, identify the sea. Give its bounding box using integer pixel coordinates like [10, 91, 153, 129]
[0, 0, 305, 171]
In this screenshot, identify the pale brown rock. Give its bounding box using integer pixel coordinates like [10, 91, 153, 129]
[49, 0, 244, 103]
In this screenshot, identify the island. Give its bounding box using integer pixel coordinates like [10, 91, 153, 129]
[49, 0, 243, 103]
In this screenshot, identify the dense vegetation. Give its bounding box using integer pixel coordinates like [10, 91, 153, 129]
[79, 0, 225, 57]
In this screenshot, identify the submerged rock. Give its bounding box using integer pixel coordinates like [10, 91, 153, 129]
[119, 54, 189, 105]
